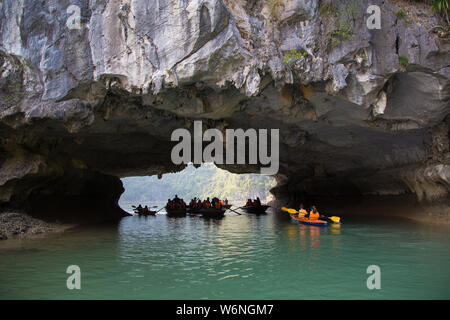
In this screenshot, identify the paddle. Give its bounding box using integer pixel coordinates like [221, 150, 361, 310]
[281, 207, 301, 214]
[154, 207, 165, 213]
[281, 207, 341, 223]
[227, 206, 242, 215]
[132, 205, 158, 208]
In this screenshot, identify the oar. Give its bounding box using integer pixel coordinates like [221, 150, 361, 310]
[154, 207, 165, 214]
[227, 206, 242, 215]
[324, 215, 341, 223]
[281, 207, 306, 218]
[281, 207, 340, 223]
[281, 207, 300, 214]
[132, 205, 158, 208]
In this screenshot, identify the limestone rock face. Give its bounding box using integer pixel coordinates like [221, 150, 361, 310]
[0, 0, 448, 219]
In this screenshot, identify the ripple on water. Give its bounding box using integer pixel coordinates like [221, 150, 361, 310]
[0, 213, 449, 299]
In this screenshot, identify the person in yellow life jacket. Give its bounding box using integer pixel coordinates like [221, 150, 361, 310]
[308, 206, 320, 220]
[298, 204, 307, 216]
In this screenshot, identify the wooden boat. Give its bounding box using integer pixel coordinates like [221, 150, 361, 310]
[165, 207, 187, 217]
[242, 205, 270, 214]
[222, 204, 232, 210]
[187, 206, 201, 214]
[133, 208, 156, 216]
[290, 213, 327, 227]
[199, 208, 226, 219]
[139, 211, 156, 216]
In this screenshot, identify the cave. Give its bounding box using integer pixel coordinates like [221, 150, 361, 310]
[0, 0, 448, 225]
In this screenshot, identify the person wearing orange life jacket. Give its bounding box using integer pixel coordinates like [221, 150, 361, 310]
[307, 206, 320, 220]
[215, 201, 221, 210]
[297, 204, 307, 216]
[205, 197, 211, 209]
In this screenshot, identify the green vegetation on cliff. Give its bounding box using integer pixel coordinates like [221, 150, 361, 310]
[120, 163, 277, 203]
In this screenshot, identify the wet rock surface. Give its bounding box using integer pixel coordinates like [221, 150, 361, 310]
[0, 0, 448, 221]
[0, 212, 70, 240]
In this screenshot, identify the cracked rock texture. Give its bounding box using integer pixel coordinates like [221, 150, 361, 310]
[0, 0, 449, 220]
[0, 212, 71, 240]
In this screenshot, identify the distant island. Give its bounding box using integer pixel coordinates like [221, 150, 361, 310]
[120, 163, 277, 204]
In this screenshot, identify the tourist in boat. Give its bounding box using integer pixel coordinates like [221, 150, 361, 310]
[224, 199, 229, 205]
[197, 199, 202, 208]
[205, 198, 211, 209]
[307, 206, 320, 220]
[298, 204, 307, 216]
[214, 200, 221, 210]
[193, 198, 199, 209]
[167, 199, 175, 209]
[246, 199, 254, 207]
[254, 197, 261, 206]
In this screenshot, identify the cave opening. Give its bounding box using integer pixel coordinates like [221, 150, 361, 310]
[118, 163, 277, 214]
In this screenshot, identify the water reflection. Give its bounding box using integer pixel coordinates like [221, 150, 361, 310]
[329, 224, 341, 235]
[1, 212, 449, 299]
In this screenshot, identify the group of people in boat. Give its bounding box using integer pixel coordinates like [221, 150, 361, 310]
[166, 195, 187, 210]
[134, 204, 154, 215]
[166, 195, 229, 211]
[188, 197, 229, 210]
[245, 197, 263, 207]
[297, 204, 320, 220]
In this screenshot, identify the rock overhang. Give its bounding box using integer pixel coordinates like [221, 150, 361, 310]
[0, 0, 448, 219]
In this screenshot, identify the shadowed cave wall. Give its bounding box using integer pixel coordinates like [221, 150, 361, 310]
[0, 0, 448, 222]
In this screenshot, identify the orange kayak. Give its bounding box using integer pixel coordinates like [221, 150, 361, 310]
[290, 213, 328, 227]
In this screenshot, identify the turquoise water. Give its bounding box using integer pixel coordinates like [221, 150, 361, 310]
[0, 211, 449, 299]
